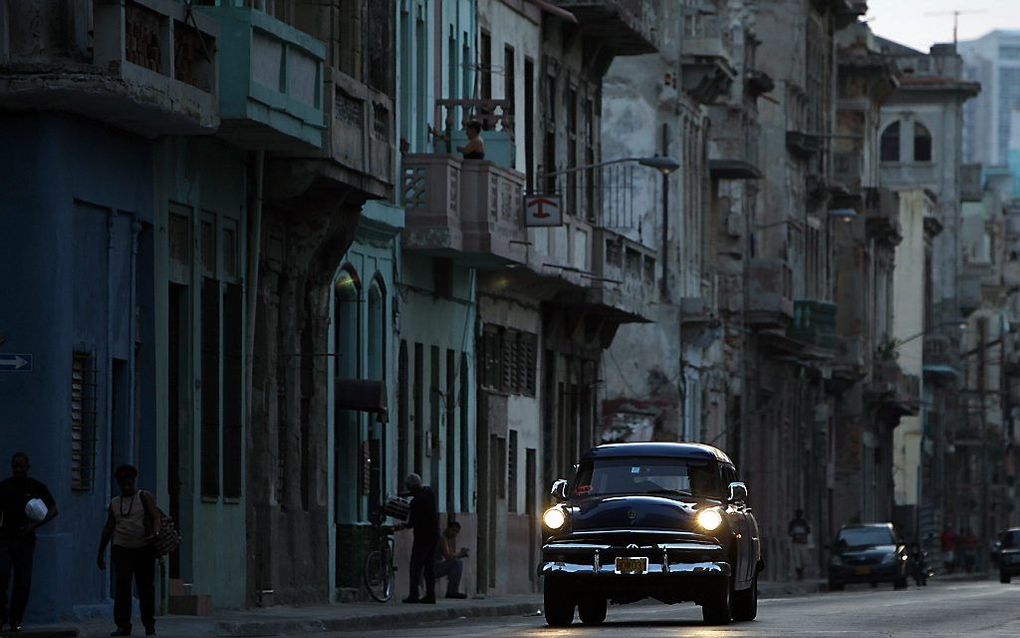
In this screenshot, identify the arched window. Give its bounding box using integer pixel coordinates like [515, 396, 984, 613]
[366, 276, 385, 382]
[334, 266, 362, 524]
[880, 121, 900, 162]
[914, 122, 933, 162]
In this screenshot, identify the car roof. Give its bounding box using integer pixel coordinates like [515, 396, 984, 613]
[839, 523, 894, 530]
[582, 442, 734, 465]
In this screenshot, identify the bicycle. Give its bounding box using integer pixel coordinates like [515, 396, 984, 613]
[362, 508, 398, 602]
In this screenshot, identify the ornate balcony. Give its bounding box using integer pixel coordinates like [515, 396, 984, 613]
[198, 5, 326, 151]
[789, 300, 838, 350]
[0, 0, 219, 135]
[923, 334, 961, 383]
[323, 69, 396, 197]
[401, 154, 527, 267]
[553, 1, 658, 55]
[867, 361, 921, 417]
[590, 230, 658, 322]
[680, 7, 736, 104]
[434, 99, 515, 170]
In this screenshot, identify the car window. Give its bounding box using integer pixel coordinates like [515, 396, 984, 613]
[572, 457, 723, 498]
[1002, 531, 1020, 548]
[836, 527, 895, 548]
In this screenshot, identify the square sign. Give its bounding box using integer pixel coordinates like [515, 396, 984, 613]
[524, 194, 563, 227]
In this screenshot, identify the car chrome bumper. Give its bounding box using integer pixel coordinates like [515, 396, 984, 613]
[539, 560, 730, 577]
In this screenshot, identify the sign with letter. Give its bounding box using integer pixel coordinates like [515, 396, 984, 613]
[524, 194, 563, 227]
[0, 353, 32, 372]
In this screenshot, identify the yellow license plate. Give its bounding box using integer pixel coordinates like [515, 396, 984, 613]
[854, 566, 871, 575]
[615, 557, 648, 574]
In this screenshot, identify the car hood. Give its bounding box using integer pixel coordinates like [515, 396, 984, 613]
[566, 494, 709, 531]
[835, 544, 898, 560]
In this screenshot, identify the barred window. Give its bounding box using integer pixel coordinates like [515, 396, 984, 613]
[481, 324, 537, 396]
[508, 430, 518, 513]
[71, 351, 98, 491]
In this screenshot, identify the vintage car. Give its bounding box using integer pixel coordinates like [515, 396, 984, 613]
[538, 442, 763, 626]
[998, 528, 1020, 583]
[827, 523, 909, 590]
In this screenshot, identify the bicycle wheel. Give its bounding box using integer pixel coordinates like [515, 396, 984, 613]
[364, 547, 394, 602]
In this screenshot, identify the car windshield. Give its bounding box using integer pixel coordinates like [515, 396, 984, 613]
[1002, 531, 1020, 548]
[571, 457, 723, 499]
[836, 527, 895, 548]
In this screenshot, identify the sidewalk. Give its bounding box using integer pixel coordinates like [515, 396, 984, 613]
[65, 595, 542, 638]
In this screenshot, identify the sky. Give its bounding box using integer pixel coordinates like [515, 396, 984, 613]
[868, 0, 1020, 52]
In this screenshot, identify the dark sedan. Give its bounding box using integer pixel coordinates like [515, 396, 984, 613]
[538, 442, 763, 627]
[828, 523, 908, 590]
[998, 528, 1020, 583]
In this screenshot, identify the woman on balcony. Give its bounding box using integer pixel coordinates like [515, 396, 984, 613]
[457, 120, 486, 160]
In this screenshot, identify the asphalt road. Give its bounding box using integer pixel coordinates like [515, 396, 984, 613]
[328, 579, 1020, 637]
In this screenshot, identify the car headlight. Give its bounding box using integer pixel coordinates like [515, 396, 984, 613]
[696, 508, 723, 531]
[543, 507, 567, 530]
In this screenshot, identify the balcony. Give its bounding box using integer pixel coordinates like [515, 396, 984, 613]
[680, 8, 736, 104]
[831, 336, 867, 383]
[923, 334, 961, 382]
[553, 1, 658, 55]
[402, 155, 527, 267]
[198, 6, 326, 151]
[0, 0, 219, 135]
[863, 188, 902, 245]
[323, 69, 396, 196]
[831, 150, 863, 193]
[789, 300, 838, 351]
[746, 258, 794, 329]
[435, 99, 515, 170]
[867, 361, 921, 417]
[590, 230, 658, 322]
[786, 131, 821, 159]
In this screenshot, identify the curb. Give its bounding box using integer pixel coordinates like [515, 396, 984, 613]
[214, 601, 543, 636]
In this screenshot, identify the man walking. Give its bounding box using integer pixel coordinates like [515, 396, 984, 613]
[97, 465, 162, 636]
[788, 509, 811, 581]
[402, 473, 439, 604]
[434, 520, 469, 599]
[0, 453, 58, 633]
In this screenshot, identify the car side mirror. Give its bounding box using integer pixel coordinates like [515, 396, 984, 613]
[550, 479, 569, 502]
[727, 481, 748, 504]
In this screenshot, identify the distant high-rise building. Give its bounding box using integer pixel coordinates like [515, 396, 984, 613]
[958, 30, 1020, 166]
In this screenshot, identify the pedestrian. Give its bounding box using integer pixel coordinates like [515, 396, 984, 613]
[940, 524, 957, 574]
[962, 528, 978, 573]
[434, 520, 469, 599]
[0, 452, 58, 633]
[456, 120, 486, 160]
[97, 465, 162, 637]
[401, 473, 439, 604]
[788, 509, 811, 581]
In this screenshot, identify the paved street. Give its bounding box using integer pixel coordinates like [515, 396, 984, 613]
[325, 580, 1020, 637]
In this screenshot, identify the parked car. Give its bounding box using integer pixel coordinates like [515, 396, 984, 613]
[997, 528, 1020, 583]
[828, 523, 908, 591]
[537, 442, 763, 627]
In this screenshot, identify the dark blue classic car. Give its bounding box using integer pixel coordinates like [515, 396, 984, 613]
[538, 443, 763, 626]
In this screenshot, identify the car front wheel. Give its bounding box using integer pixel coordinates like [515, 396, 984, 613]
[1001, 572, 1011, 584]
[732, 575, 758, 621]
[543, 584, 575, 627]
[577, 597, 607, 625]
[702, 580, 732, 625]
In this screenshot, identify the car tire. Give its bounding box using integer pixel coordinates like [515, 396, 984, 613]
[577, 597, 607, 625]
[894, 577, 908, 590]
[543, 584, 575, 627]
[1001, 572, 1011, 584]
[702, 580, 732, 626]
[732, 576, 758, 622]
[828, 580, 844, 592]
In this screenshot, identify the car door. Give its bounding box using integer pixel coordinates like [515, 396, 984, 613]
[724, 464, 752, 585]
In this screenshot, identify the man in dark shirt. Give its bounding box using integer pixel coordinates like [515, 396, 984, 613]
[0, 453, 58, 632]
[402, 473, 439, 604]
[788, 509, 810, 581]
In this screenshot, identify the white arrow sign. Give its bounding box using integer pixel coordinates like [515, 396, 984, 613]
[0, 354, 32, 372]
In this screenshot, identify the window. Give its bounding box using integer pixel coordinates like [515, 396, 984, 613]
[71, 351, 97, 491]
[504, 45, 515, 109]
[508, 430, 518, 512]
[201, 277, 221, 498]
[459, 353, 471, 512]
[222, 283, 243, 498]
[567, 88, 578, 214]
[880, 121, 900, 162]
[446, 349, 456, 513]
[398, 341, 409, 481]
[413, 343, 424, 475]
[914, 122, 933, 162]
[480, 324, 537, 396]
[524, 58, 535, 189]
[480, 31, 492, 100]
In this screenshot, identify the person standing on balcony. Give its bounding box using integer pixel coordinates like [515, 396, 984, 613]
[457, 121, 486, 160]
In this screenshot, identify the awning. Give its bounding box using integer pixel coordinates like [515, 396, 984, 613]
[525, 0, 578, 24]
[709, 159, 763, 180]
[336, 379, 388, 422]
[923, 364, 962, 381]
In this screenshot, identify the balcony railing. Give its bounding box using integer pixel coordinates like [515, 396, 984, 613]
[2, 0, 222, 135]
[402, 154, 527, 266]
[198, 5, 326, 151]
[435, 99, 515, 170]
[553, 1, 658, 55]
[868, 361, 921, 415]
[326, 68, 396, 193]
[789, 300, 838, 350]
[746, 258, 795, 328]
[679, 8, 735, 104]
[591, 230, 658, 320]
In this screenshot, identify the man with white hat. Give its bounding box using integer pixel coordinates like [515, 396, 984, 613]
[0, 452, 58, 633]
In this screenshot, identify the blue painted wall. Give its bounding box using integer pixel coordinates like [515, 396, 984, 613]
[0, 114, 156, 622]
